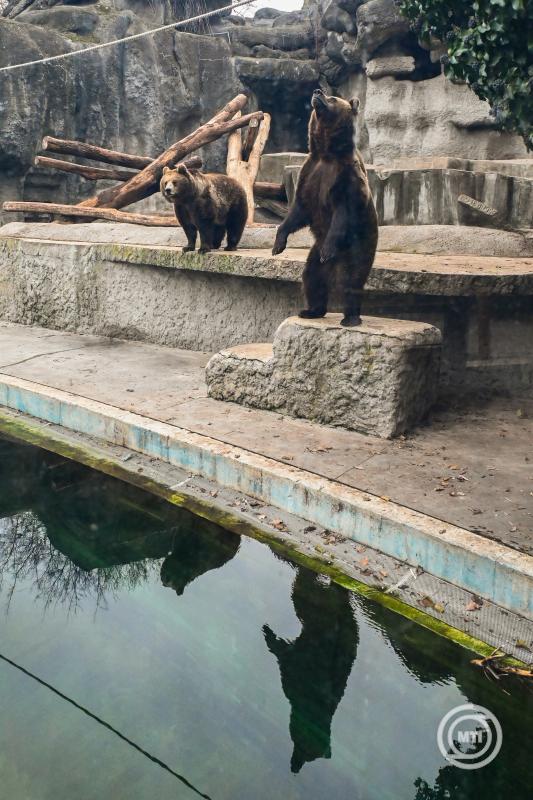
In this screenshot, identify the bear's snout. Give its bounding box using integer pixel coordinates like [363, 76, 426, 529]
[164, 182, 174, 197]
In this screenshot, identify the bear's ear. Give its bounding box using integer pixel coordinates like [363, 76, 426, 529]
[349, 98, 360, 115]
[162, 165, 171, 174]
[177, 164, 190, 177]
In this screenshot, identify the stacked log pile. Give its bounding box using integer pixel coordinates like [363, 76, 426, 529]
[2, 94, 286, 227]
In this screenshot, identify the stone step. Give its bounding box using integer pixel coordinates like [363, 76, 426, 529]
[206, 314, 442, 438]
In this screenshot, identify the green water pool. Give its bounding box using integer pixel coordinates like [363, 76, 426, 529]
[0, 435, 531, 799]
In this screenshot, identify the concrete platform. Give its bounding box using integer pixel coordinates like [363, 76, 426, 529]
[3, 220, 533, 257]
[1, 223, 533, 396]
[0, 322, 532, 624]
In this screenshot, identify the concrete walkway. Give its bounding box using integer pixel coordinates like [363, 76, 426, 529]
[1, 321, 531, 554]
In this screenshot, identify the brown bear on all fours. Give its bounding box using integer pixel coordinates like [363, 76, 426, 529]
[161, 164, 248, 253]
[272, 89, 378, 327]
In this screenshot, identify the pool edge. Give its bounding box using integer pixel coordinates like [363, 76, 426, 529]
[0, 406, 529, 669]
[0, 372, 532, 621]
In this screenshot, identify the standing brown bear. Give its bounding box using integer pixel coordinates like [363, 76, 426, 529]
[161, 164, 248, 253]
[272, 89, 378, 326]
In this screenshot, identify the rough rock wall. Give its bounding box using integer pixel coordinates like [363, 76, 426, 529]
[221, 0, 528, 163]
[0, 0, 529, 219]
[0, 1, 242, 220]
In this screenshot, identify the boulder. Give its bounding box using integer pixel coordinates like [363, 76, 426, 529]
[364, 73, 529, 162]
[366, 56, 415, 79]
[21, 7, 99, 35]
[355, 0, 410, 58]
[321, 0, 356, 35]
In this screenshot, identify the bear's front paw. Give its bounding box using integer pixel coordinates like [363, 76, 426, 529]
[182, 245, 195, 253]
[320, 245, 338, 263]
[198, 246, 212, 254]
[272, 236, 287, 256]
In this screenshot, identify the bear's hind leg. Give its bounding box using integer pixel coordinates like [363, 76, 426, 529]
[225, 198, 247, 251]
[175, 207, 197, 252]
[212, 225, 226, 250]
[300, 244, 328, 319]
[198, 223, 215, 254]
[340, 254, 373, 327]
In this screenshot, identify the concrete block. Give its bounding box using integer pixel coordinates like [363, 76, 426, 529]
[258, 152, 307, 184]
[206, 315, 442, 438]
[284, 164, 533, 229]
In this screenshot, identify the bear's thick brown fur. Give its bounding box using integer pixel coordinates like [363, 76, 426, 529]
[161, 165, 248, 253]
[272, 89, 378, 326]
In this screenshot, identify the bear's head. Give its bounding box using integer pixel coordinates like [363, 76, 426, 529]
[308, 89, 359, 159]
[160, 164, 200, 203]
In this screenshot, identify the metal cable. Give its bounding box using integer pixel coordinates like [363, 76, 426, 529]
[0, 0, 256, 73]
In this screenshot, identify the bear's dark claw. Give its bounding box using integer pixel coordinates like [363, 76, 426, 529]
[299, 308, 327, 319]
[272, 238, 287, 256]
[340, 315, 362, 327]
[320, 248, 337, 263]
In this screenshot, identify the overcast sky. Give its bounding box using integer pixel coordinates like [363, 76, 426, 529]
[239, 0, 304, 16]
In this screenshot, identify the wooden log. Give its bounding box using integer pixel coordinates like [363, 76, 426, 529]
[41, 137, 153, 169]
[79, 94, 262, 211]
[254, 198, 288, 219]
[227, 112, 271, 225]
[35, 157, 138, 182]
[34, 155, 203, 183]
[2, 201, 178, 227]
[242, 117, 260, 163]
[254, 181, 287, 201]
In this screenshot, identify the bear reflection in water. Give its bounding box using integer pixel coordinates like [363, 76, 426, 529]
[160, 527, 239, 597]
[264, 567, 359, 773]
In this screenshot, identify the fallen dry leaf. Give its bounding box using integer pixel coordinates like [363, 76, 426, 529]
[420, 596, 445, 613]
[307, 445, 333, 454]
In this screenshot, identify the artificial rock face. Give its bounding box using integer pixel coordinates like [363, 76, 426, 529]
[0, 0, 529, 218]
[224, 0, 528, 161]
[0, 2, 242, 219]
